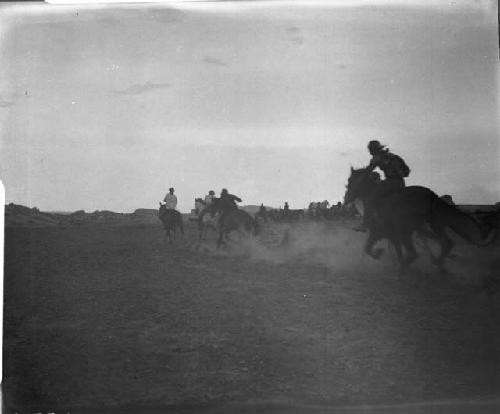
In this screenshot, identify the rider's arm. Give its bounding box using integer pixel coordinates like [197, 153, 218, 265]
[366, 155, 379, 172]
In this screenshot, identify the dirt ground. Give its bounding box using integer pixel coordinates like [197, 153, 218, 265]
[3, 219, 500, 413]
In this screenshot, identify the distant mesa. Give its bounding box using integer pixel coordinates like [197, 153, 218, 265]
[132, 208, 158, 216]
[4, 203, 159, 228]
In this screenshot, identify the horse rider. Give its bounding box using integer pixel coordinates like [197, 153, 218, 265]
[218, 188, 242, 226]
[280, 202, 289, 221]
[202, 189, 217, 220]
[160, 187, 178, 220]
[204, 190, 216, 207]
[360, 140, 410, 230]
[257, 203, 267, 222]
[162, 187, 177, 213]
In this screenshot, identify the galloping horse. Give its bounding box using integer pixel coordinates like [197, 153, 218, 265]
[197, 206, 219, 241]
[204, 198, 259, 248]
[158, 203, 184, 244]
[344, 167, 497, 275]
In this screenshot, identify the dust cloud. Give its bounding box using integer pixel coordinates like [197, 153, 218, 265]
[196, 220, 500, 289]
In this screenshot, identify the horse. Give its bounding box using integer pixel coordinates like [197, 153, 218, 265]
[158, 203, 184, 244]
[344, 167, 497, 275]
[194, 198, 205, 215]
[197, 207, 219, 241]
[255, 207, 268, 223]
[205, 198, 259, 248]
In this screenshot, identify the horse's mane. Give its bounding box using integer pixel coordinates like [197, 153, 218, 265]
[349, 167, 378, 183]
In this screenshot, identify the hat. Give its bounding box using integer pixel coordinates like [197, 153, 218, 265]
[368, 140, 385, 151]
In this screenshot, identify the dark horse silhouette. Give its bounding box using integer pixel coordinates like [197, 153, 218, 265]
[344, 167, 497, 275]
[158, 203, 184, 244]
[203, 198, 259, 248]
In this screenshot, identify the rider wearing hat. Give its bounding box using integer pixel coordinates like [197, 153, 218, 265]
[366, 140, 407, 190]
[361, 140, 410, 230]
[218, 188, 242, 226]
[219, 188, 242, 211]
[204, 190, 216, 206]
[163, 187, 178, 210]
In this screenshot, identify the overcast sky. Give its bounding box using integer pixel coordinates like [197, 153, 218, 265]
[0, 0, 498, 213]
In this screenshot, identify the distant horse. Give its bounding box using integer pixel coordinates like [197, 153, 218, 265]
[344, 167, 497, 275]
[158, 203, 184, 244]
[255, 207, 268, 223]
[205, 198, 259, 248]
[308, 202, 322, 220]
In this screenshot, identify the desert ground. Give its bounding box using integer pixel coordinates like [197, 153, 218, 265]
[3, 215, 500, 414]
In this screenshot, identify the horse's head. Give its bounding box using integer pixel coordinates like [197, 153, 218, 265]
[344, 167, 378, 204]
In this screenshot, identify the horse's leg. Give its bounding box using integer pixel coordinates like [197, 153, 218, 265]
[365, 231, 384, 260]
[217, 229, 224, 248]
[429, 225, 454, 273]
[398, 235, 418, 276]
[392, 239, 405, 266]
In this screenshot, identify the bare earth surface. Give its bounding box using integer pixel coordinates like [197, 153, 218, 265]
[3, 219, 500, 413]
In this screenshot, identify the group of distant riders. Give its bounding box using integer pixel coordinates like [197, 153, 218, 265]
[160, 139, 411, 232]
[158, 140, 499, 286]
[161, 186, 243, 231]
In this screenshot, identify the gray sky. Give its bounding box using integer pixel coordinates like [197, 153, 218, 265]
[0, 1, 498, 213]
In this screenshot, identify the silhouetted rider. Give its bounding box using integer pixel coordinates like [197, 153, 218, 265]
[361, 140, 410, 230]
[218, 188, 242, 226]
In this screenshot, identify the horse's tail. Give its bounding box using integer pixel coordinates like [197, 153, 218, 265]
[430, 196, 497, 246]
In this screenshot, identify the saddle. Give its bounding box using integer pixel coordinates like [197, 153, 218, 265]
[159, 207, 177, 220]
